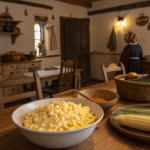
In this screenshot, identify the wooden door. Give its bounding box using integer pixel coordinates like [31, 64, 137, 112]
[64, 19, 81, 60]
[63, 18, 90, 83]
[80, 19, 91, 83]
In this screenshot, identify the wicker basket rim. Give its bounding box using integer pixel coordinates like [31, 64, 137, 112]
[114, 74, 150, 85]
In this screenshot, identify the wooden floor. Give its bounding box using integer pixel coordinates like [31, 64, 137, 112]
[4, 79, 102, 109]
[81, 79, 103, 88]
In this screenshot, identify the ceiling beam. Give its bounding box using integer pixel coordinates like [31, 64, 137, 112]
[88, 1, 150, 16]
[0, 0, 53, 10]
[87, 0, 101, 2]
[58, 0, 92, 8]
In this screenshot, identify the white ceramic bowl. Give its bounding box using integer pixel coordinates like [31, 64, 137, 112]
[12, 98, 104, 149]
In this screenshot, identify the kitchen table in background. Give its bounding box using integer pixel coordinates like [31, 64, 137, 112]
[24, 68, 83, 89]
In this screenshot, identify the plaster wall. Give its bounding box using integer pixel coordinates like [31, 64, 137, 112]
[89, 0, 150, 80]
[0, 0, 87, 69]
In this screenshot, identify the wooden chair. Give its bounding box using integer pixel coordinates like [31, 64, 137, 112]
[101, 62, 125, 82]
[0, 71, 43, 110]
[42, 60, 77, 97]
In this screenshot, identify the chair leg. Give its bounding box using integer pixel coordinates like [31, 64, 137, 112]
[0, 102, 4, 110]
[49, 94, 52, 98]
[0, 87, 4, 110]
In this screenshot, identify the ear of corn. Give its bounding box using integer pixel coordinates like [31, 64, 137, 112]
[114, 115, 150, 132]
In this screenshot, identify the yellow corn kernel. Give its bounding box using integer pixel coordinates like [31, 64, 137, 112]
[34, 118, 39, 122]
[23, 100, 97, 132]
[58, 128, 64, 131]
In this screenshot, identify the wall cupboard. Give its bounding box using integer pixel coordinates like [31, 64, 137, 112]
[0, 18, 23, 44]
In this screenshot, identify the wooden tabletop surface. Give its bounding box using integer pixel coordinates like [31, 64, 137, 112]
[0, 80, 149, 150]
[53, 80, 117, 98]
[24, 68, 83, 79]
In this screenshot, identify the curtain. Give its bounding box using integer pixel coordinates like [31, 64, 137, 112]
[45, 25, 58, 50]
[35, 16, 48, 28]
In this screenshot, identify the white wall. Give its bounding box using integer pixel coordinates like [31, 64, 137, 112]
[89, 0, 150, 80]
[0, 0, 87, 69]
[91, 54, 120, 80]
[89, 0, 150, 54]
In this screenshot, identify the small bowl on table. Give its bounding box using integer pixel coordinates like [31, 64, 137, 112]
[75, 89, 118, 111]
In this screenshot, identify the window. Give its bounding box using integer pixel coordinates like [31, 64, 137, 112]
[34, 24, 44, 56]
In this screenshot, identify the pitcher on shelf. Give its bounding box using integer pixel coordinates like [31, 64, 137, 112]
[119, 31, 143, 74]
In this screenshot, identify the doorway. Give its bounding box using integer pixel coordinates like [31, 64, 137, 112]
[60, 17, 91, 83]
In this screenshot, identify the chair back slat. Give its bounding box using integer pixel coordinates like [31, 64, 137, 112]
[63, 67, 67, 86]
[101, 62, 126, 82]
[58, 60, 77, 92]
[105, 63, 122, 72]
[120, 62, 126, 74]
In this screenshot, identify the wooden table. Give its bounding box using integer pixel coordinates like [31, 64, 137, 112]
[0, 80, 149, 150]
[24, 68, 83, 89]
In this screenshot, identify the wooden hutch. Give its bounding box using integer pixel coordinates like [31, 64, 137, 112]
[0, 60, 41, 97]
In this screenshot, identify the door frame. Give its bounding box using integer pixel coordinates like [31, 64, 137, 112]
[60, 16, 77, 61]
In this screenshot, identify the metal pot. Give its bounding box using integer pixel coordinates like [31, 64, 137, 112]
[3, 25, 11, 32]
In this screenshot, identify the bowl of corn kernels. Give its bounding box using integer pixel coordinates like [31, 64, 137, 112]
[11, 98, 104, 149]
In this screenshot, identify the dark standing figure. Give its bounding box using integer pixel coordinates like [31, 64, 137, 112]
[120, 31, 143, 74]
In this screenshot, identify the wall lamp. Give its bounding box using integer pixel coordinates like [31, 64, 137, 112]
[117, 16, 125, 26]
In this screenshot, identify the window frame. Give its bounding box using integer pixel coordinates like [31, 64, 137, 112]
[34, 24, 45, 57]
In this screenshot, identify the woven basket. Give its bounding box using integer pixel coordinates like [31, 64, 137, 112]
[114, 74, 150, 102]
[2, 55, 21, 62]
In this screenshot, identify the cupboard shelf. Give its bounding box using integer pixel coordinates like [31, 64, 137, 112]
[0, 18, 22, 23]
[0, 18, 23, 44]
[0, 32, 23, 35]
